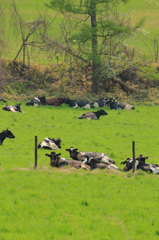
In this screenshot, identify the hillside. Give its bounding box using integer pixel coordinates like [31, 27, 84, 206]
[1, 0, 159, 100]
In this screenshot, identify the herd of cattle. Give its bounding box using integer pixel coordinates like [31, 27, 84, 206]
[1, 129, 159, 174]
[25, 96, 135, 110]
[0, 96, 135, 120]
[1, 96, 135, 111]
[1, 96, 158, 174]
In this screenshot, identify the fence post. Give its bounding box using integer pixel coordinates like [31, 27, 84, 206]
[34, 136, 38, 169]
[132, 141, 136, 173]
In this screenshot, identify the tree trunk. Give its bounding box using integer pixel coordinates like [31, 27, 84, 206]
[90, 0, 99, 94]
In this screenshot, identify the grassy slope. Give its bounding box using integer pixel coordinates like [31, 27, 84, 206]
[0, 102, 159, 239]
[2, 0, 159, 64]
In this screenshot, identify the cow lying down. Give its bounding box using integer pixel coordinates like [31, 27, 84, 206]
[45, 151, 119, 171]
[78, 109, 108, 120]
[66, 147, 120, 171]
[109, 99, 135, 110]
[46, 152, 90, 170]
[38, 138, 61, 150]
[121, 155, 159, 174]
[2, 103, 22, 113]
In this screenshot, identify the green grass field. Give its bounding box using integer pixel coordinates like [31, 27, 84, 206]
[1, 102, 159, 239]
[2, 0, 159, 64]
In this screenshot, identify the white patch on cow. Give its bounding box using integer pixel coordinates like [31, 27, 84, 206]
[83, 158, 88, 164]
[40, 138, 59, 150]
[81, 152, 85, 156]
[93, 102, 99, 108]
[150, 166, 159, 174]
[108, 164, 119, 170]
[101, 156, 110, 164]
[10, 106, 17, 112]
[135, 160, 139, 169]
[73, 103, 78, 108]
[124, 104, 134, 110]
[83, 104, 91, 109]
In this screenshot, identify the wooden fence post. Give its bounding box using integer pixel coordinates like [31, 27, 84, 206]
[132, 141, 136, 173]
[34, 136, 38, 169]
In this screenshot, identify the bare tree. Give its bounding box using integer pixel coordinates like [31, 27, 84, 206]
[11, 0, 50, 65]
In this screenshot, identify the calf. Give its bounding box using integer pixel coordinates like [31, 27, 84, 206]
[78, 109, 108, 120]
[2, 103, 22, 113]
[66, 147, 114, 164]
[0, 129, 15, 144]
[38, 138, 61, 150]
[121, 155, 159, 174]
[45, 152, 90, 169]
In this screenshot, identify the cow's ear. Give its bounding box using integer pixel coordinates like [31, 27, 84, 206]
[45, 154, 50, 157]
[75, 148, 78, 151]
[66, 149, 69, 151]
[57, 153, 61, 156]
[120, 161, 125, 164]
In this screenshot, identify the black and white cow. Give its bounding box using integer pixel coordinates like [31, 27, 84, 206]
[91, 98, 112, 108]
[45, 151, 90, 169]
[26, 96, 46, 106]
[0, 129, 15, 144]
[66, 147, 115, 164]
[38, 138, 61, 150]
[108, 99, 135, 110]
[78, 109, 108, 120]
[67, 99, 94, 109]
[121, 155, 159, 174]
[2, 103, 22, 112]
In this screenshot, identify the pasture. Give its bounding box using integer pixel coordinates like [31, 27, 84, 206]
[1, 101, 159, 239]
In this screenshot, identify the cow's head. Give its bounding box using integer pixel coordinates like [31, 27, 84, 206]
[4, 129, 15, 139]
[38, 96, 46, 105]
[15, 103, 22, 112]
[136, 155, 148, 163]
[46, 152, 61, 166]
[66, 147, 79, 159]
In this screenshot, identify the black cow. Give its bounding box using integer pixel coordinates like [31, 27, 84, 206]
[2, 103, 22, 113]
[121, 155, 159, 174]
[78, 109, 107, 120]
[0, 129, 15, 144]
[45, 152, 90, 169]
[38, 138, 61, 150]
[66, 147, 115, 164]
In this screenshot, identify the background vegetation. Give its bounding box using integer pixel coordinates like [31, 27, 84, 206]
[1, 1, 159, 239]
